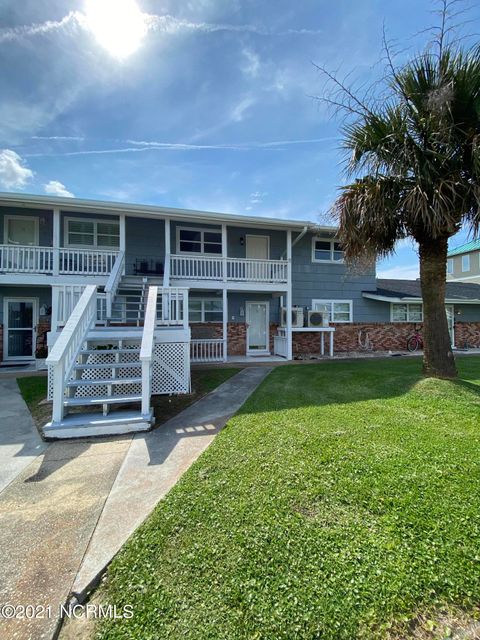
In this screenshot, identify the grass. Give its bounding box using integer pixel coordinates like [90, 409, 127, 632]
[94, 357, 480, 640]
[17, 367, 241, 429]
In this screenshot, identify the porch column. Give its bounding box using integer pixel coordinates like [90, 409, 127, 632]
[53, 207, 60, 276]
[51, 285, 59, 333]
[286, 230, 293, 360]
[164, 218, 171, 286]
[222, 288, 228, 362]
[221, 223, 227, 282]
[119, 213, 126, 275]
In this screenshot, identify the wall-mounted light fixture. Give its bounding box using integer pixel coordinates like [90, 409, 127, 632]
[239, 236, 245, 246]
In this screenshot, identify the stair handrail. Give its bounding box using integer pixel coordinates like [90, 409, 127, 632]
[46, 285, 98, 423]
[104, 250, 125, 319]
[139, 285, 158, 417]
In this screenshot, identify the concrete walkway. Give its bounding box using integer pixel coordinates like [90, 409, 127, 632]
[0, 379, 47, 494]
[0, 367, 270, 640]
[71, 366, 271, 601]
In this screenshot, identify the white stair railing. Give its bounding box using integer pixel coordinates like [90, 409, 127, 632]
[104, 250, 125, 319]
[140, 286, 158, 417]
[46, 285, 98, 423]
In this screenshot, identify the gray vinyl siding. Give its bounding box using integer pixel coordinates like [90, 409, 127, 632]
[291, 232, 379, 322]
[0, 206, 53, 246]
[449, 251, 480, 279]
[453, 304, 480, 321]
[125, 216, 165, 275]
[0, 285, 52, 324]
[227, 227, 286, 260]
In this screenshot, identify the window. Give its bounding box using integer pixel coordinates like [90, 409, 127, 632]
[312, 237, 344, 262]
[462, 254, 470, 272]
[391, 303, 423, 322]
[188, 298, 223, 322]
[447, 259, 453, 275]
[312, 299, 353, 323]
[178, 227, 222, 254]
[65, 218, 120, 249]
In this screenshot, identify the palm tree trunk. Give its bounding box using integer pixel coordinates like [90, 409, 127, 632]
[418, 236, 457, 378]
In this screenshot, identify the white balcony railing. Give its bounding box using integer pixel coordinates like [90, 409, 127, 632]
[191, 339, 225, 363]
[59, 248, 118, 275]
[170, 255, 288, 284]
[0, 245, 54, 273]
[0, 244, 119, 276]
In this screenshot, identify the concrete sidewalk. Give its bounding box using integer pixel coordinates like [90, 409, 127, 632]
[71, 366, 271, 601]
[0, 379, 47, 494]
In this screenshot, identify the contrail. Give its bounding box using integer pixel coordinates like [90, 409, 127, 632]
[25, 137, 338, 157]
[0, 10, 321, 45]
[0, 11, 81, 44]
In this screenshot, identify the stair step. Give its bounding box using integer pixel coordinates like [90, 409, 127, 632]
[67, 377, 142, 387]
[74, 362, 140, 371]
[81, 348, 140, 355]
[64, 394, 142, 407]
[43, 409, 153, 439]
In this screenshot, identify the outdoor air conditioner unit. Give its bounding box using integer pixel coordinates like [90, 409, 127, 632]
[281, 306, 304, 328]
[308, 310, 329, 327]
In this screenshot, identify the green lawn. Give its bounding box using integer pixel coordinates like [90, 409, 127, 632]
[17, 368, 241, 429]
[93, 357, 480, 639]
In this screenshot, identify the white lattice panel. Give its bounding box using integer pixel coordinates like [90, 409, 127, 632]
[152, 341, 190, 395]
[47, 365, 54, 400]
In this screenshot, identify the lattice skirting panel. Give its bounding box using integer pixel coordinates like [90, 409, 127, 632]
[48, 339, 191, 400]
[152, 341, 190, 395]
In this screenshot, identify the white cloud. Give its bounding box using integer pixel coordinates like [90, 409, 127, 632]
[377, 264, 419, 280]
[241, 48, 260, 78]
[249, 191, 268, 205]
[44, 180, 74, 197]
[230, 96, 255, 123]
[0, 11, 81, 44]
[0, 149, 34, 189]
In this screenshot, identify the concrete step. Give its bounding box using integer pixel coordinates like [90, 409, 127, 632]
[64, 394, 142, 407]
[43, 409, 153, 439]
[66, 377, 142, 388]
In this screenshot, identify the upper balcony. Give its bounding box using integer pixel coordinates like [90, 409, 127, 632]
[169, 254, 288, 285]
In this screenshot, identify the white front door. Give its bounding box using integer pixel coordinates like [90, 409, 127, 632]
[445, 304, 455, 347]
[246, 235, 269, 259]
[246, 301, 270, 354]
[5, 216, 39, 246]
[3, 298, 38, 360]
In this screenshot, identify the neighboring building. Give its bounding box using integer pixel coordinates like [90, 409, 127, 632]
[447, 240, 480, 284]
[0, 192, 479, 438]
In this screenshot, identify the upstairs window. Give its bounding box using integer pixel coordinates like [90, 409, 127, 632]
[312, 299, 352, 323]
[65, 218, 119, 249]
[462, 254, 470, 272]
[447, 259, 453, 274]
[178, 228, 222, 254]
[312, 238, 344, 263]
[391, 303, 423, 322]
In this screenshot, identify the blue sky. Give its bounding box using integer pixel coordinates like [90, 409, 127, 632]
[0, 0, 478, 278]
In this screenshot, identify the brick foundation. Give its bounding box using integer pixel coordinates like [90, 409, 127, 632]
[293, 321, 480, 354]
[190, 322, 280, 356]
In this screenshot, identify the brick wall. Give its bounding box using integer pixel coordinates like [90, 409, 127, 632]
[191, 320, 480, 357]
[190, 321, 280, 356]
[292, 321, 480, 354]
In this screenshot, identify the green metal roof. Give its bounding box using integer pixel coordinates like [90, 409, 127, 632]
[448, 239, 480, 257]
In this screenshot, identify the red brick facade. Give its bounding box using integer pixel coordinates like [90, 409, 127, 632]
[190, 320, 480, 356]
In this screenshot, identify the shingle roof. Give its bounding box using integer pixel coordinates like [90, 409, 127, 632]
[364, 278, 480, 301]
[448, 239, 480, 257]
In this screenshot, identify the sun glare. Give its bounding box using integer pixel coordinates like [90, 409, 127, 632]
[84, 0, 146, 59]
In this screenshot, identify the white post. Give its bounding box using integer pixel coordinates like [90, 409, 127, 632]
[222, 288, 228, 362]
[53, 207, 60, 275]
[119, 213, 126, 275]
[51, 286, 59, 333]
[221, 224, 227, 282]
[286, 230, 293, 360]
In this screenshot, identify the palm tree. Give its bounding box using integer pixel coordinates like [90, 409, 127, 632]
[328, 41, 480, 378]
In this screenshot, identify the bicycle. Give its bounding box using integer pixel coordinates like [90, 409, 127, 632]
[407, 329, 423, 352]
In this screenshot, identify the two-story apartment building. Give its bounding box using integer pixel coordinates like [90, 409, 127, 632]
[1, 192, 480, 439]
[447, 240, 480, 284]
